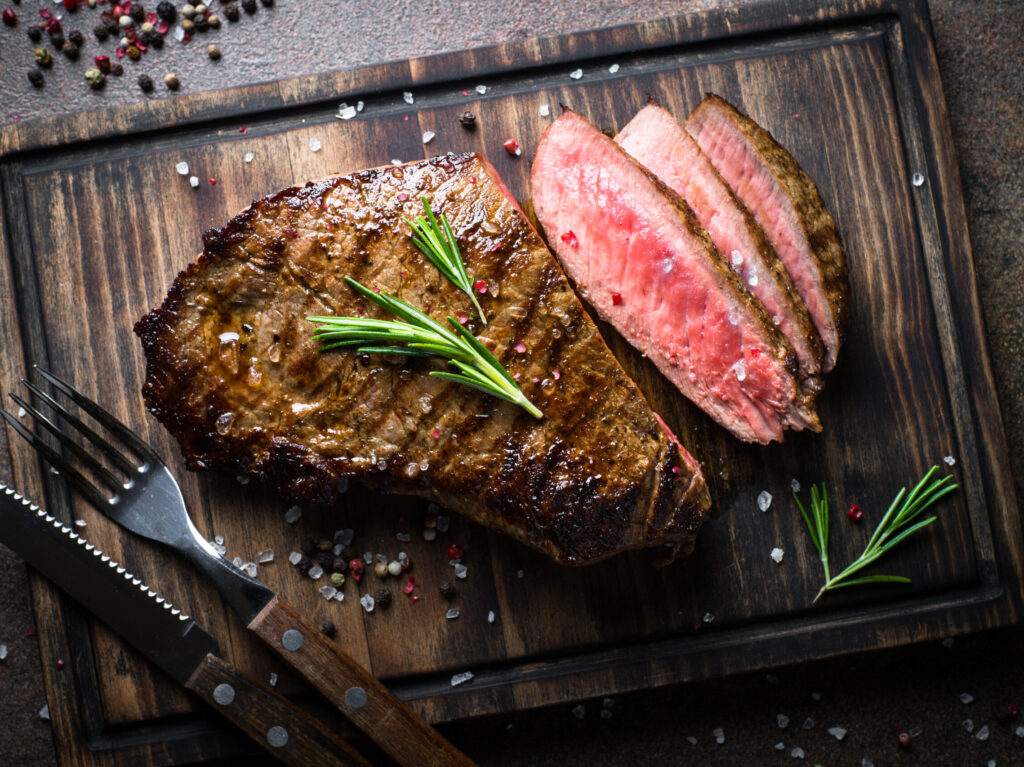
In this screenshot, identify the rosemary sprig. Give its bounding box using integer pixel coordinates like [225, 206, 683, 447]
[308, 277, 542, 418]
[405, 197, 486, 324]
[794, 466, 958, 603]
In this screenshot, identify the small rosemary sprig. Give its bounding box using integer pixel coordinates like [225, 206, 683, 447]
[308, 277, 542, 418]
[794, 466, 957, 603]
[405, 197, 486, 324]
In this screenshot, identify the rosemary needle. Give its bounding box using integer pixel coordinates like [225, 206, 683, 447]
[794, 466, 957, 603]
[308, 277, 542, 418]
[406, 196, 487, 324]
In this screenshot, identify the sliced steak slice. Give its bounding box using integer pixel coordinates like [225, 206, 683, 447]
[686, 94, 849, 372]
[531, 110, 819, 444]
[617, 103, 825, 387]
[135, 152, 711, 565]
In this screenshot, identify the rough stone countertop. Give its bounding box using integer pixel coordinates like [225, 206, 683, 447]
[0, 0, 1021, 765]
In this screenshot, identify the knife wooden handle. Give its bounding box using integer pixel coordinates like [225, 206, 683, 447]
[186, 652, 371, 767]
[249, 594, 476, 767]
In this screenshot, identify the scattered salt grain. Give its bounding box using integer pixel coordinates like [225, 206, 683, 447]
[337, 104, 357, 120]
[975, 724, 990, 741]
[17, 407, 26, 418]
[75, 519, 87, 528]
[173, 24, 185, 41]
[861, 760, 875, 767]
[269, 672, 278, 687]
[730, 249, 743, 267]
[777, 714, 790, 728]
[454, 563, 468, 579]
[402, 91, 415, 104]
[244, 152, 254, 163]
[422, 131, 435, 145]
[608, 63, 620, 73]
[960, 693, 974, 704]
[436, 516, 450, 532]
[703, 612, 715, 624]
[539, 104, 550, 117]
[572, 704, 585, 719]
[257, 549, 274, 564]
[446, 608, 460, 621]
[802, 717, 815, 730]
[189, 176, 200, 188]
[811, 692, 822, 701]
[988, 761, 997, 767]
[757, 490, 773, 512]
[962, 718, 974, 732]
[569, 68, 583, 80]
[0, 644, 7, 661]
[364, 552, 374, 564]
[912, 172, 925, 187]
[39, 704, 50, 720]
[828, 726, 847, 740]
[309, 137, 322, 152]
[944, 455, 956, 466]
[241, 562, 258, 578]
[475, 84, 487, 94]
[790, 746, 805, 759]
[712, 727, 725, 744]
[334, 591, 345, 602]
[451, 671, 474, 686]
[487, 610, 496, 624]
[600, 709, 613, 719]
[942, 637, 955, 648]
[391, 159, 403, 165]
[232, 556, 245, 569]
[308, 565, 323, 580]
[175, 161, 189, 175]
[214, 535, 225, 545]
[516, 569, 525, 579]
[284, 506, 302, 524]
[791, 479, 801, 493]
[360, 593, 375, 613]
[908, 725, 923, 738]
[288, 551, 303, 565]
[766, 674, 780, 685]
[357, 101, 364, 112]
[396, 532, 411, 542]
[319, 585, 337, 600]
[1015, 725, 1024, 738]
[687, 736, 698, 745]
[771, 547, 784, 564]
[334, 528, 354, 546]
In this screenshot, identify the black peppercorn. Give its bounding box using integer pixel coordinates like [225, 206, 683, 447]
[92, 24, 107, 40]
[68, 29, 83, 46]
[130, 4, 145, 22]
[460, 111, 476, 129]
[260, 0, 273, 6]
[193, 14, 208, 31]
[300, 537, 317, 557]
[296, 558, 311, 576]
[49, 33, 65, 49]
[339, 545, 357, 561]
[374, 588, 391, 607]
[139, 30, 152, 44]
[104, 17, 119, 35]
[332, 556, 347, 573]
[149, 32, 164, 48]
[223, 3, 239, 21]
[111, 62, 124, 76]
[241, 0, 256, 13]
[62, 41, 79, 59]
[320, 620, 336, 638]
[439, 581, 456, 600]
[27, 69, 44, 88]
[316, 551, 334, 571]
[28, 23, 43, 42]
[138, 74, 154, 92]
[156, 0, 175, 21]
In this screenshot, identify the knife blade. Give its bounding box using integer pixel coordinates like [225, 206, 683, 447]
[0, 482, 369, 767]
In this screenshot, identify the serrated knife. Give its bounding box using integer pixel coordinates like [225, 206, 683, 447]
[0, 482, 370, 767]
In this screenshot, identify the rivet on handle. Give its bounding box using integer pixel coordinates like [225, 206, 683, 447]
[345, 686, 368, 709]
[281, 629, 304, 651]
[212, 683, 236, 705]
[266, 725, 289, 747]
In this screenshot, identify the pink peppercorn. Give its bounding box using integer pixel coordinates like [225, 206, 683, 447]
[2, 8, 17, 26]
[847, 504, 863, 521]
[502, 138, 520, 155]
[611, 292, 623, 306]
[560, 231, 578, 247]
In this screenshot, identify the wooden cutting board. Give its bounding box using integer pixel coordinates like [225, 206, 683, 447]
[1, 0, 1020, 764]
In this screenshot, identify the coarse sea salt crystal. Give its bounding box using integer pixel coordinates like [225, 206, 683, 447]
[771, 547, 784, 564]
[487, 610, 495, 624]
[791, 479, 801, 493]
[241, 562, 258, 578]
[359, 593, 375, 612]
[777, 714, 790, 728]
[285, 506, 302, 524]
[402, 91, 414, 104]
[600, 709, 612, 719]
[269, 672, 278, 687]
[828, 726, 847, 740]
[396, 532, 411, 542]
[539, 104, 550, 117]
[244, 152, 254, 163]
[422, 131, 435, 144]
[75, 519, 87, 528]
[308, 565, 323, 580]
[608, 63, 620, 73]
[391, 158, 402, 165]
[309, 137, 322, 152]
[912, 172, 925, 187]
[758, 490, 773, 512]
[944, 455, 956, 466]
[687, 736, 698, 745]
[175, 161, 189, 174]
[733, 359, 747, 382]
[960, 693, 974, 704]
[572, 704, 585, 719]
[288, 551, 302, 565]
[319, 585, 337, 600]
[219, 331, 239, 343]
[712, 727, 724, 744]
[357, 101, 364, 112]
[908, 725, 923, 738]
[174, 24, 185, 41]
[569, 68, 583, 80]
[189, 176, 200, 188]
[861, 760, 875, 767]
[334, 590, 345, 601]
[257, 549, 274, 564]
[232, 556, 244, 569]
[337, 104, 357, 120]
[39, 704, 50, 720]
[516, 569, 525, 579]
[334, 528, 354, 546]
[1015, 725, 1024, 738]
[475, 84, 487, 94]
[962, 718, 974, 732]
[454, 563, 468, 579]
[731, 249, 743, 267]
[451, 671, 474, 686]
[17, 407, 26, 418]
[975, 725, 990, 741]
[0, 644, 8, 661]
[791, 747, 805, 759]
[703, 612, 715, 624]
[802, 717, 815, 730]
[445, 608, 460, 620]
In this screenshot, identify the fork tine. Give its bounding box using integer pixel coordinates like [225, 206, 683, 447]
[0, 406, 112, 511]
[20, 379, 139, 478]
[33, 366, 161, 466]
[10, 392, 126, 495]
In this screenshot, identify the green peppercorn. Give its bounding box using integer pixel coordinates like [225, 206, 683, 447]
[374, 588, 391, 607]
[62, 41, 79, 60]
[329, 571, 345, 588]
[241, 0, 256, 14]
[27, 23, 43, 42]
[320, 620, 336, 638]
[34, 48, 53, 68]
[207, 43, 221, 60]
[68, 29, 84, 46]
[27, 69, 44, 88]
[125, 44, 141, 60]
[138, 74, 154, 92]
[223, 3, 239, 21]
[84, 67, 105, 89]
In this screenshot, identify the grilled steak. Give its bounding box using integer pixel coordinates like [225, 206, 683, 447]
[686, 94, 849, 371]
[617, 103, 825, 387]
[135, 152, 711, 565]
[531, 110, 819, 444]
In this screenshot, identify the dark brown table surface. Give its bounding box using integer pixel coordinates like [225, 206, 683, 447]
[1, 1, 1022, 764]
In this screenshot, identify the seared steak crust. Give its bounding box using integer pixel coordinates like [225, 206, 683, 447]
[136, 152, 710, 565]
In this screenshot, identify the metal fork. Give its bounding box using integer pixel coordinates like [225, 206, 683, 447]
[1, 365, 475, 767]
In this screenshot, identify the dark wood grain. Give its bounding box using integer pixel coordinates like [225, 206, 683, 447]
[0, 1, 1019, 765]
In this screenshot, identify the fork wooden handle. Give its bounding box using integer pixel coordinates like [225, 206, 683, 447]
[248, 595, 476, 767]
[186, 653, 371, 767]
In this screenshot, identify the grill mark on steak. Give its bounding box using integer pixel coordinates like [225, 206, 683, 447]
[686, 94, 849, 372]
[136, 152, 710, 565]
[530, 110, 820, 444]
